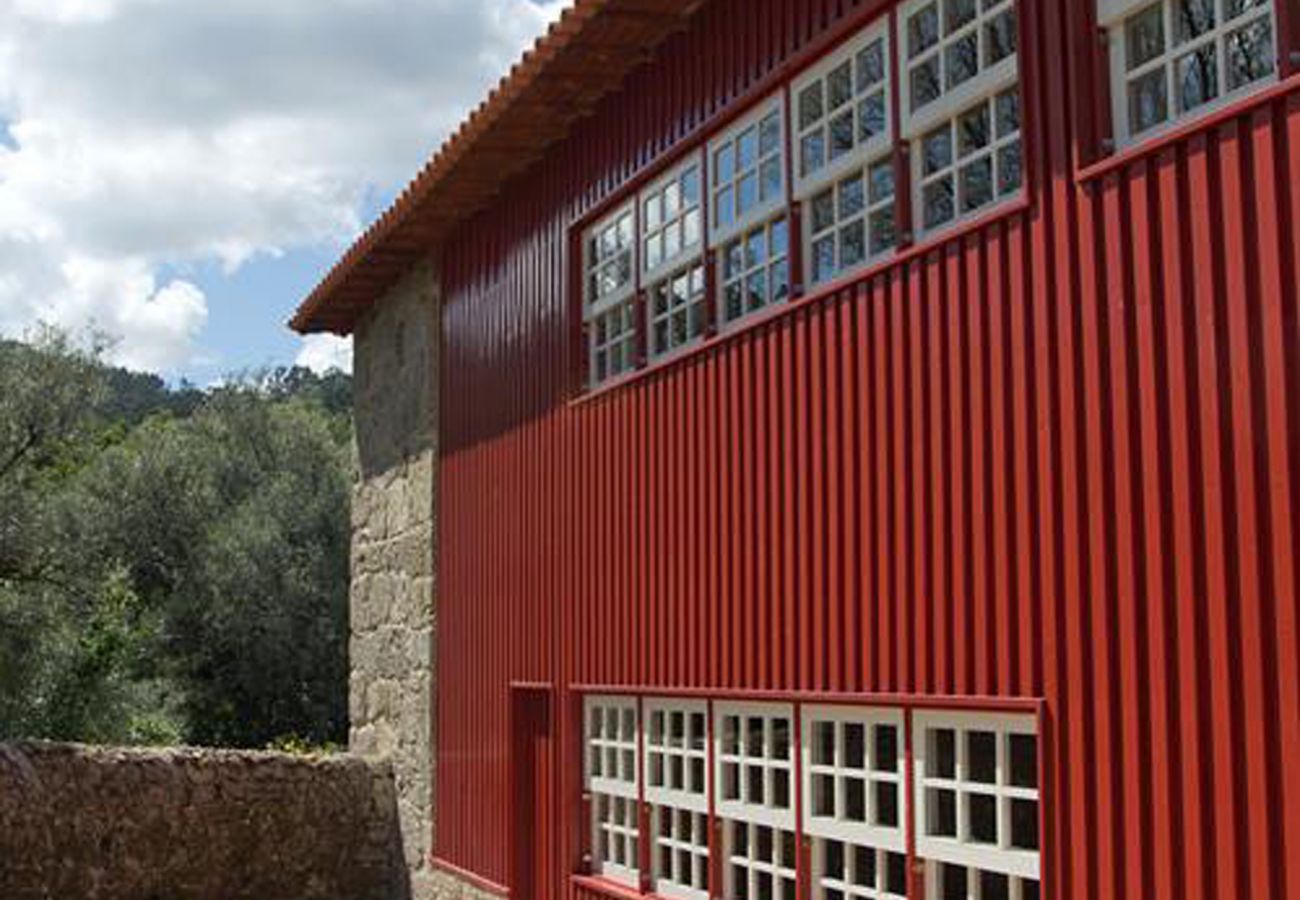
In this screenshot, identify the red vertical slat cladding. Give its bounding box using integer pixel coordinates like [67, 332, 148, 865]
[427, 0, 1300, 894]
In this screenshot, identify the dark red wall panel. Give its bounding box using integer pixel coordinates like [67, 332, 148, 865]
[433, 0, 1300, 898]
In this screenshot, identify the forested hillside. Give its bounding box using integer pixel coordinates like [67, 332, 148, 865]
[0, 332, 352, 749]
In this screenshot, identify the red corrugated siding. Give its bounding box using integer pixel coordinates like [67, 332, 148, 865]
[435, 0, 1300, 897]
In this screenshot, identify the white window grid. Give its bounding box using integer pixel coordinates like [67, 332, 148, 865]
[709, 97, 788, 246]
[806, 155, 898, 286]
[792, 17, 895, 196]
[594, 792, 642, 888]
[652, 805, 711, 900]
[913, 710, 1040, 881]
[912, 86, 1022, 236]
[722, 819, 799, 900]
[1101, 0, 1278, 146]
[645, 699, 711, 810]
[583, 204, 638, 384]
[715, 702, 797, 830]
[813, 836, 910, 900]
[648, 262, 707, 358]
[924, 861, 1041, 900]
[899, 0, 1020, 137]
[642, 155, 705, 284]
[719, 215, 792, 327]
[586, 696, 641, 886]
[802, 706, 907, 851]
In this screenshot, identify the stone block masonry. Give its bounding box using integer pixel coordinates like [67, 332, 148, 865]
[0, 741, 406, 900]
[349, 260, 442, 900]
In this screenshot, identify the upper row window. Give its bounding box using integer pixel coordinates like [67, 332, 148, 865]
[1101, 0, 1279, 145]
[579, 0, 1283, 387]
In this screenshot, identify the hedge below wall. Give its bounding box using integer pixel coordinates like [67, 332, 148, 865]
[0, 741, 407, 900]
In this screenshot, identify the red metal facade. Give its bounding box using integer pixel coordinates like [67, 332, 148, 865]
[434, 1, 1300, 898]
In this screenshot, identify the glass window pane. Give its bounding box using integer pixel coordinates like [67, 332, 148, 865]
[771, 218, 789, 257]
[1174, 0, 1216, 43]
[1126, 5, 1166, 70]
[716, 144, 736, 183]
[984, 8, 1017, 64]
[812, 190, 837, 232]
[1128, 68, 1168, 134]
[760, 157, 783, 202]
[870, 206, 897, 255]
[738, 172, 758, 214]
[682, 166, 701, 205]
[923, 125, 954, 175]
[911, 57, 943, 109]
[841, 220, 866, 267]
[946, 0, 979, 34]
[840, 175, 866, 218]
[958, 103, 992, 156]
[946, 33, 980, 88]
[829, 61, 854, 110]
[1226, 17, 1276, 90]
[1176, 43, 1219, 111]
[869, 159, 896, 203]
[738, 127, 759, 170]
[830, 110, 855, 160]
[860, 92, 888, 142]
[909, 3, 941, 55]
[961, 157, 995, 211]
[858, 39, 886, 89]
[998, 141, 1023, 195]
[802, 131, 827, 177]
[760, 113, 782, 156]
[799, 82, 825, 130]
[995, 88, 1021, 137]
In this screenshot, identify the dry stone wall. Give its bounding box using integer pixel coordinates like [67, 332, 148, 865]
[0, 741, 406, 900]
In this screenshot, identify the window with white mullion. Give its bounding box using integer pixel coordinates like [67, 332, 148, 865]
[803, 706, 908, 900]
[708, 98, 787, 246]
[583, 204, 638, 384]
[642, 156, 705, 284]
[914, 711, 1041, 900]
[1103, 0, 1278, 145]
[647, 263, 707, 358]
[645, 700, 710, 900]
[718, 216, 791, 326]
[714, 702, 796, 829]
[900, 0, 1020, 136]
[586, 696, 641, 887]
[722, 819, 799, 900]
[913, 86, 1022, 234]
[793, 18, 894, 195]
[806, 156, 898, 286]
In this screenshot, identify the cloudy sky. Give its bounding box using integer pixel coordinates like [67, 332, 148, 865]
[0, 0, 563, 379]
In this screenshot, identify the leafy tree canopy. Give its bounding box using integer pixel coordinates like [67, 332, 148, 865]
[0, 331, 352, 748]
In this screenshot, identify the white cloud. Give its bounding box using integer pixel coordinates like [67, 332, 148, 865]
[0, 0, 565, 374]
[295, 333, 353, 375]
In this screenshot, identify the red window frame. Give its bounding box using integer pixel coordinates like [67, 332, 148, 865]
[567, 0, 1036, 400]
[572, 685, 1048, 900]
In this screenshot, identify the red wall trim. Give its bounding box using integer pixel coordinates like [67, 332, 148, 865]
[431, 856, 510, 897]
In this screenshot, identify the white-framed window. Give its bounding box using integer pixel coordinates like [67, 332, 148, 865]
[794, 18, 899, 284]
[583, 204, 638, 384]
[722, 818, 800, 900]
[715, 702, 796, 828]
[719, 216, 791, 326]
[913, 711, 1041, 899]
[645, 699, 711, 900]
[803, 706, 908, 900]
[648, 263, 708, 358]
[586, 696, 641, 887]
[913, 86, 1022, 233]
[1101, 0, 1278, 145]
[708, 97, 788, 246]
[642, 156, 705, 282]
[793, 18, 895, 193]
[807, 157, 899, 285]
[899, 0, 1022, 236]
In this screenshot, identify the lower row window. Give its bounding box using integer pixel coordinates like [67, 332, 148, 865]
[583, 698, 1041, 900]
[916, 87, 1022, 233]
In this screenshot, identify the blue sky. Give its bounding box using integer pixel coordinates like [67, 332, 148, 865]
[0, 0, 564, 381]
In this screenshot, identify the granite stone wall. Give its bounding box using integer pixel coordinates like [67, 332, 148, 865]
[0, 741, 406, 900]
[349, 260, 442, 900]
